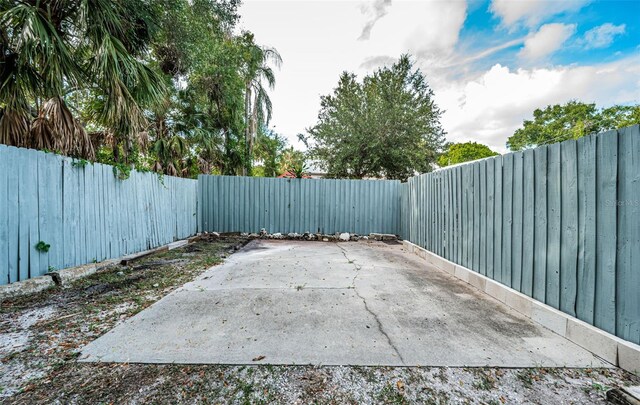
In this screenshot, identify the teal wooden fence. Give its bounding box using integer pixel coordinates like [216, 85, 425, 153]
[0, 145, 198, 285]
[198, 175, 401, 235]
[400, 125, 640, 345]
[3, 126, 639, 347]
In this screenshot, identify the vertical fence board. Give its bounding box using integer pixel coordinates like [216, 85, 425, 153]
[493, 156, 503, 284]
[0, 145, 7, 283]
[512, 152, 523, 291]
[560, 141, 578, 317]
[479, 161, 487, 275]
[576, 135, 597, 324]
[533, 146, 548, 302]
[501, 153, 513, 287]
[486, 159, 495, 279]
[616, 125, 640, 344]
[522, 149, 535, 297]
[473, 163, 480, 271]
[595, 130, 618, 334]
[546, 143, 562, 309]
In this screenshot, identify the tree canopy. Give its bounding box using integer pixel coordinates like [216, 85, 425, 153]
[438, 142, 498, 167]
[0, 0, 293, 178]
[507, 101, 640, 151]
[304, 55, 445, 181]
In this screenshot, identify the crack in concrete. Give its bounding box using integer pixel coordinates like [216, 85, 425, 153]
[337, 244, 407, 366]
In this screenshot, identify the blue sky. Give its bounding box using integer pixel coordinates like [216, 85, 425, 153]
[461, 0, 638, 69]
[239, 0, 640, 152]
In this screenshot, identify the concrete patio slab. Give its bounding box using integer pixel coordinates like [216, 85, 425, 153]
[80, 240, 611, 367]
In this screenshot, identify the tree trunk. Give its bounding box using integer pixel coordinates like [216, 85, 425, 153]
[243, 83, 252, 176]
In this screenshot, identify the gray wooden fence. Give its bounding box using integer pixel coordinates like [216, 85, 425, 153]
[0, 145, 198, 285]
[198, 175, 401, 235]
[400, 125, 640, 345]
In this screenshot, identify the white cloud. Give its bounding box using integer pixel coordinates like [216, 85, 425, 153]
[434, 55, 640, 152]
[583, 23, 626, 49]
[238, 1, 639, 155]
[238, 0, 468, 148]
[490, 0, 588, 28]
[519, 23, 576, 61]
[359, 0, 392, 41]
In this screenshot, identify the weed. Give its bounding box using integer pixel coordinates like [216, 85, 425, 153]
[71, 159, 90, 168]
[35, 241, 51, 253]
[473, 370, 496, 391]
[113, 164, 132, 180]
[516, 369, 541, 388]
[377, 383, 408, 404]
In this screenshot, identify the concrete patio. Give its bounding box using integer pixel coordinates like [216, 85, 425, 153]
[80, 240, 610, 367]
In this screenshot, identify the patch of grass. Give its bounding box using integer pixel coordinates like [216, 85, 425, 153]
[516, 369, 541, 388]
[473, 370, 497, 391]
[376, 383, 409, 405]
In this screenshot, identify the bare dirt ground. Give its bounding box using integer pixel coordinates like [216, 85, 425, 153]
[1, 236, 638, 404]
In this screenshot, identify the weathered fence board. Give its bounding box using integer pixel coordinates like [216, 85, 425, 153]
[616, 126, 640, 344]
[0, 145, 197, 285]
[401, 125, 640, 345]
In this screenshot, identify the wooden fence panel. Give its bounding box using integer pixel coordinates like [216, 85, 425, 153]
[0, 146, 197, 285]
[399, 125, 640, 345]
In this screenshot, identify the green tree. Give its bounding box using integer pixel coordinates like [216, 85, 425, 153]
[237, 33, 282, 175]
[438, 142, 498, 167]
[304, 55, 444, 181]
[0, 0, 166, 161]
[507, 101, 640, 151]
[254, 129, 287, 177]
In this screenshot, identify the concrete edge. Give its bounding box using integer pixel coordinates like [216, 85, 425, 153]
[402, 240, 640, 376]
[0, 275, 56, 299]
[0, 236, 197, 301]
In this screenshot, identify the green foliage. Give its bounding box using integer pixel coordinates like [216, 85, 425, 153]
[279, 147, 306, 176]
[438, 142, 498, 167]
[1, 0, 280, 179]
[507, 101, 640, 151]
[305, 55, 445, 181]
[71, 159, 90, 168]
[254, 130, 288, 177]
[35, 241, 51, 253]
[113, 164, 132, 180]
[0, 0, 166, 159]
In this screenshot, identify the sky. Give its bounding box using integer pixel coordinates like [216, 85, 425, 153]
[238, 0, 640, 153]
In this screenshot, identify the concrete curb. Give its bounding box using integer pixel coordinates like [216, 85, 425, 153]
[0, 237, 197, 301]
[0, 275, 56, 299]
[402, 240, 640, 376]
[48, 260, 120, 285]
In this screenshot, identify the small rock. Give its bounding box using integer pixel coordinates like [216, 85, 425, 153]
[240, 232, 249, 237]
[362, 236, 369, 240]
[221, 254, 227, 258]
[153, 283, 159, 288]
[339, 232, 350, 241]
[249, 233, 259, 239]
[322, 238, 329, 242]
[117, 271, 124, 276]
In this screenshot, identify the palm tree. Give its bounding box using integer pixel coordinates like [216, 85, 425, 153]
[0, 0, 165, 161]
[239, 33, 281, 175]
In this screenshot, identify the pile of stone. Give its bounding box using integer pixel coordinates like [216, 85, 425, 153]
[237, 229, 398, 243]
